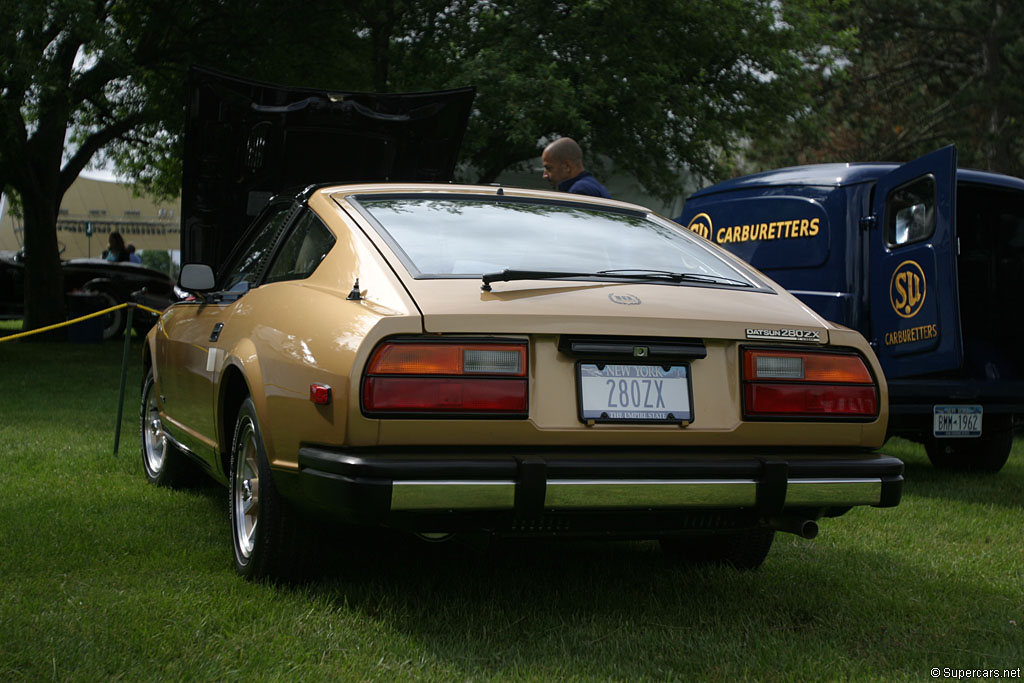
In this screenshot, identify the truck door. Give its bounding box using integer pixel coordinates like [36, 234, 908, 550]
[868, 146, 961, 377]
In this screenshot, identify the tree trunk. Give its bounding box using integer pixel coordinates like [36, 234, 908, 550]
[11, 80, 75, 339]
[17, 170, 66, 339]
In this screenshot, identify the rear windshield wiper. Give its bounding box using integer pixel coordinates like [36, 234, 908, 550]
[481, 268, 751, 291]
[598, 269, 752, 288]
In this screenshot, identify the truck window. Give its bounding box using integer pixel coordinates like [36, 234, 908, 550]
[886, 175, 936, 247]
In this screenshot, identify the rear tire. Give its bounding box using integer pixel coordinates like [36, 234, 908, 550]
[229, 397, 311, 580]
[924, 416, 1013, 473]
[660, 528, 775, 570]
[140, 368, 196, 487]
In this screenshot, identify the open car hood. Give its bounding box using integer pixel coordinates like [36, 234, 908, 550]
[181, 66, 475, 268]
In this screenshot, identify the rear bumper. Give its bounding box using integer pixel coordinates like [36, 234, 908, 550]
[887, 378, 1024, 439]
[889, 378, 1024, 416]
[291, 447, 903, 532]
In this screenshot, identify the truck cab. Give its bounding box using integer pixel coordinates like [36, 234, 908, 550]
[677, 146, 1024, 472]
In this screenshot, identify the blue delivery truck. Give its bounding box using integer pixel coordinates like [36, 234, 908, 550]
[677, 146, 1023, 472]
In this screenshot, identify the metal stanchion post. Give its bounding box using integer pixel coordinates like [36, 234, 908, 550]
[113, 304, 136, 456]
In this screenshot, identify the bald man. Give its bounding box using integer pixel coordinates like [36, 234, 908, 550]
[540, 137, 611, 198]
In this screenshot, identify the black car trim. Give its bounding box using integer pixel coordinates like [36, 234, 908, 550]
[557, 334, 708, 361]
[295, 446, 904, 528]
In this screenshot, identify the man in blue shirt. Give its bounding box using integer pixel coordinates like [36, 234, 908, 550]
[541, 137, 611, 198]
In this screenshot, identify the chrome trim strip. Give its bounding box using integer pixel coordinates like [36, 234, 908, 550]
[386, 477, 884, 511]
[161, 419, 214, 471]
[391, 480, 516, 511]
[161, 415, 217, 461]
[544, 479, 757, 509]
[162, 428, 196, 459]
[785, 478, 882, 506]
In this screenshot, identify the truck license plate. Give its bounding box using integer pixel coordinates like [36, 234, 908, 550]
[578, 363, 692, 423]
[933, 404, 982, 438]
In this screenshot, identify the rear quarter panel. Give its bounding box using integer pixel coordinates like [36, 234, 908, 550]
[152, 190, 424, 474]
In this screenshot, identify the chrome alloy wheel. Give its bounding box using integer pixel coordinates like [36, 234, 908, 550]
[233, 417, 260, 561]
[142, 380, 166, 477]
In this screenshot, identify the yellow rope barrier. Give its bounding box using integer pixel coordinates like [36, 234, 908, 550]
[1, 301, 167, 454]
[135, 304, 164, 316]
[0, 302, 164, 343]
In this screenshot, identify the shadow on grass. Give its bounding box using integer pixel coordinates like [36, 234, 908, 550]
[296, 530, 1019, 678]
[884, 436, 1024, 510]
[100, 463, 1021, 679]
[143, 442, 1019, 680]
[901, 459, 1024, 509]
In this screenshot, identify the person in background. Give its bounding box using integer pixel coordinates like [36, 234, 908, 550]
[103, 231, 129, 262]
[127, 243, 142, 264]
[541, 137, 611, 198]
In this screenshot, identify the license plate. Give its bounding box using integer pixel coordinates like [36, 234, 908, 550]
[578, 363, 692, 423]
[933, 404, 982, 438]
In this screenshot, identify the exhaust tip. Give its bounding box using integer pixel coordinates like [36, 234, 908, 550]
[767, 516, 819, 539]
[798, 519, 819, 540]
[416, 532, 454, 543]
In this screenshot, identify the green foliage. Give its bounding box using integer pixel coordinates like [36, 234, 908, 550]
[2, 0, 855, 203]
[0, 341, 1022, 680]
[0, 0, 367, 330]
[0, 0, 866, 331]
[753, 0, 1024, 175]
[375, 0, 856, 196]
[98, 2, 372, 202]
[139, 249, 177, 279]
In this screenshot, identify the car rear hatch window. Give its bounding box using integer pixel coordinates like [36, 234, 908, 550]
[350, 195, 761, 289]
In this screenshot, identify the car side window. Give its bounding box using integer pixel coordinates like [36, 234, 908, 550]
[221, 205, 292, 291]
[886, 175, 936, 247]
[264, 211, 336, 284]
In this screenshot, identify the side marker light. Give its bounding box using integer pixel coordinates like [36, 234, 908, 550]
[310, 384, 332, 405]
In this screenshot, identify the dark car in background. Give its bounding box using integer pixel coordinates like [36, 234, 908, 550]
[0, 249, 176, 340]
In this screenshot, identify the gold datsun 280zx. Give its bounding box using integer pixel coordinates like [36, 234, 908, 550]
[140, 69, 902, 579]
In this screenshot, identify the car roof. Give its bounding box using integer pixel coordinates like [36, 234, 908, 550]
[318, 182, 651, 211]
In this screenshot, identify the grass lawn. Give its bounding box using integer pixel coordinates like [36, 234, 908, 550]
[1, 336, 1021, 681]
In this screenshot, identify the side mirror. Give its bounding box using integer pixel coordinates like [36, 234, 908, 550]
[178, 263, 216, 292]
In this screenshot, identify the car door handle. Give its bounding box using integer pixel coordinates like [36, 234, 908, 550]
[209, 323, 224, 342]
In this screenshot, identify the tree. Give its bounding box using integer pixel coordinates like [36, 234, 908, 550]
[3, 0, 853, 335]
[0, 0, 365, 335]
[140, 249, 177, 279]
[753, 0, 1024, 175]
[372, 0, 856, 199]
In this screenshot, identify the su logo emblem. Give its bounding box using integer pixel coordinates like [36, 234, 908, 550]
[890, 260, 927, 318]
[686, 213, 712, 240]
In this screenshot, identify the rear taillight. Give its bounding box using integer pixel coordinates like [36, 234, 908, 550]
[362, 340, 528, 416]
[742, 348, 878, 419]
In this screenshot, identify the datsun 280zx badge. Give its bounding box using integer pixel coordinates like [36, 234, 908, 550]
[745, 328, 821, 343]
